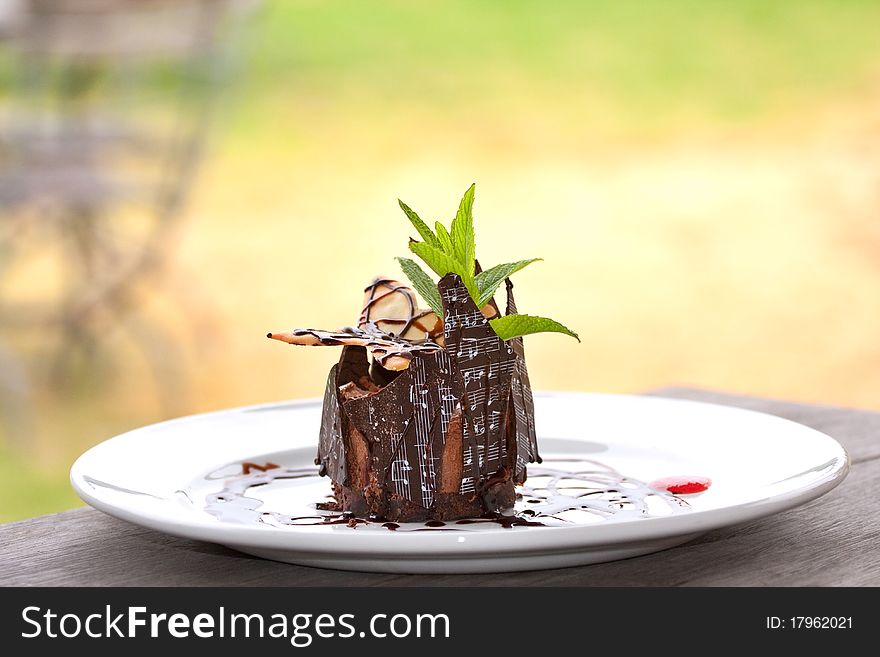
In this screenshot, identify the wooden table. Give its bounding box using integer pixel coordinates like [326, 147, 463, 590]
[1, 387, 877, 586]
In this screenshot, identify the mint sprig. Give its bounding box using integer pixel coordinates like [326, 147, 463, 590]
[435, 221, 454, 254]
[408, 240, 480, 301]
[395, 257, 443, 316]
[398, 199, 441, 250]
[397, 184, 578, 343]
[489, 314, 580, 342]
[450, 183, 476, 276]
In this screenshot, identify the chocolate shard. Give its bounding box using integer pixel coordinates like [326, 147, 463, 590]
[438, 273, 517, 494]
[342, 349, 455, 511]
[317, 363, 346, 483]
[505, 278, 540, 476]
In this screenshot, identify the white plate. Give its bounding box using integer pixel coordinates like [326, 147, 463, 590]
[71, 393, 849, 574]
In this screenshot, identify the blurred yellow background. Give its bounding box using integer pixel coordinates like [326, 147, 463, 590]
[2, 0, 880, 521]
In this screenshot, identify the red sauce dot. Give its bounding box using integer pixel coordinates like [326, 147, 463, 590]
[649, 476, 712, 495]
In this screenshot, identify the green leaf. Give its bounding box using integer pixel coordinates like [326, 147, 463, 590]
[409, 241, 479, 301]
[409, 240, 461, 277]
[396, 257, 443, 315]
[489, 314, 580, 342]
[450, 183, 475, 273]
[435, 221, 454, 254]
[398, 199, 441, 249]
[475, 258, 542, 307]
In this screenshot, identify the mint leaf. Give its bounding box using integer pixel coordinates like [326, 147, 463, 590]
[489, 314, 580, 342]
[409, 240, 461, 277]
[450, 183, 475, 274]
[475, 258, 542, 307]
[396, 257, 443, 315]
[435, 221, 454, 255]
[409, 240, 479, 301]
[399, 199, 441, 250]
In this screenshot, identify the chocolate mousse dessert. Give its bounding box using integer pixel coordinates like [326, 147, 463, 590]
[268, 184, 578, 522]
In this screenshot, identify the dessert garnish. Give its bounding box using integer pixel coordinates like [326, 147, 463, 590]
[267, 184, 578, 521]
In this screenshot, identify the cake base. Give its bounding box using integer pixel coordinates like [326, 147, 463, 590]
[330, 467, 517, 522]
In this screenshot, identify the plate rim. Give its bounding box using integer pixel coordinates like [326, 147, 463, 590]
[70, 392, 850, 557]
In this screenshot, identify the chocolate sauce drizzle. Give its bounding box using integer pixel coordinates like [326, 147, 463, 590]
[272, 325, 442, 370]
[202, 458, 691, 531]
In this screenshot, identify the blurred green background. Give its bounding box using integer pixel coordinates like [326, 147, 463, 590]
[2, 0, 880, 522]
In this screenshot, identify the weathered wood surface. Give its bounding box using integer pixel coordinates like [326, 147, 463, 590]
[1, 387, 877, 586]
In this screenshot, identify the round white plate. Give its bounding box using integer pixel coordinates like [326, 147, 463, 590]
[71, 393, 849, 574]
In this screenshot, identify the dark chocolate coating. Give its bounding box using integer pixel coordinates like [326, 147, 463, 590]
[439, 274, 517, 493]
[317, 363, 346, 482]
[505, 278, 540, 477]
[315, 273, 539, 519]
